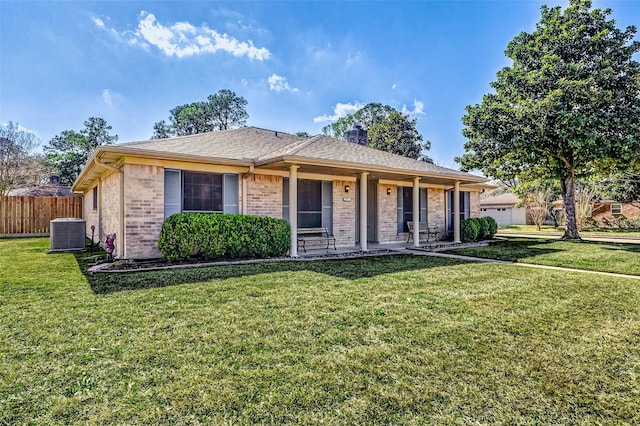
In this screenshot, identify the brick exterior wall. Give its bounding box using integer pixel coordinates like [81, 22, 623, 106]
[428, 188, 447, 238]
[378, 184, 404, 243]
[101, 172, 121, 254]
[470, 191, 481, 218]
[83, 185, 98, 241]
[592, 202, 640, 221]
[246, 174, 283, 218]
[123, 164, 164, 259]
[332, 180, 356, 246]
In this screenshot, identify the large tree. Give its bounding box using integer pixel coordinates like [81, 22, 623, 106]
[322, 103, 432, 161]
[45, 117, 118, 186]
[322, 103, 395, 139]
[152, 89, 249, 138]
[458, 0, 640, 239]
[368, 111, 432, 161]
[0, 122, 48, 195]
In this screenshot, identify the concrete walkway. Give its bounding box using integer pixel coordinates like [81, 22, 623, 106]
[408, 249, 640, 280]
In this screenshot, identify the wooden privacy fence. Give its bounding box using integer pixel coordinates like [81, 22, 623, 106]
[0, 196, 83, 236]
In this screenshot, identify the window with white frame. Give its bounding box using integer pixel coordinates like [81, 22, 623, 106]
[611, 203, 622, 215]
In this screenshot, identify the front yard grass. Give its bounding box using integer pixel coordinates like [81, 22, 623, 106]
[498, 224, 640, 239]
[2, 237, 640, 424]
[449, 238, 640, 276]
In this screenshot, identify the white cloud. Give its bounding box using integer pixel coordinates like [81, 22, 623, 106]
[313, 101, 365, 123]
[268, 74, 299, 93]
[391, 83, 397, 90]
[401, 99, 425, 116]
[102, 89, 113, 105]
[91, 16, 105, 29]
[93, 11, 271, 61]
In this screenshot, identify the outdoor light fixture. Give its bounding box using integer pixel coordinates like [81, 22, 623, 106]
[345, 185, 351, 193]
[387, 188, 392, 195]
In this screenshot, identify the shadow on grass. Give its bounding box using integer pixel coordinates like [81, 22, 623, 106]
[74, 252, 472, 295]
[450, 238, 564, 262]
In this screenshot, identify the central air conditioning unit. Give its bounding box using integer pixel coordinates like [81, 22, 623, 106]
[50, 218, 86, 252]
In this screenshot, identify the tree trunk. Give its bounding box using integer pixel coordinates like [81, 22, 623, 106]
[560, 173, 581, 240]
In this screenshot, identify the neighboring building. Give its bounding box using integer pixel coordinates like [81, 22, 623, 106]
[8, 176, 79, 197]
[72, 127, 488, 259]
[480, 192, 526, 226]
[590, 200, 640, 222]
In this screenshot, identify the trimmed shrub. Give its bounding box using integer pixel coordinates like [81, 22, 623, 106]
[158, 213, 291, 261]
[461, 218, 480, 242]
[478, 217, 491, 240]
[485, 216, 498, 238]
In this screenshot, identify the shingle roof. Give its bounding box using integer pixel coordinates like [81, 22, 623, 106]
[119, 127, 304, 162]
[480, 192, 519, 206]
[118, 127, 479, 180]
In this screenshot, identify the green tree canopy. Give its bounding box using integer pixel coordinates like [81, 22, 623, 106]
[152, 89, 249, 138]
[45, 117, 118, 186]
[0, 122, 48, 195]
[322, 103, 395, 139]
[457, 0, 640, 239]
[322, 103, 432, 161]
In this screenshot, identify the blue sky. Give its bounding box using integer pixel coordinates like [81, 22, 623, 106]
[1, 0, 638, 167]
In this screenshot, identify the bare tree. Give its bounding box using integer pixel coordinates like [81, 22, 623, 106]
[0, 122, 47, 195]
[525, 188, 554, 231]
[575, 182, 600, 231]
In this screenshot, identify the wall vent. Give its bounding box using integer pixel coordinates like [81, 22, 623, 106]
[50, 218, 86, 252]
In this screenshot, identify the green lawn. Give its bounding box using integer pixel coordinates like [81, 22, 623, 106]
[498, 224, 640, 239]
[2, 238, 640, 424]
[450, 238, 640, 276]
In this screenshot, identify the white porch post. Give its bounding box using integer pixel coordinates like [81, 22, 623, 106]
[289, 165, 299, 257]
[453, 180, 461, 243]
[413, 176, 420, 247]
[359, 171, 369, 251]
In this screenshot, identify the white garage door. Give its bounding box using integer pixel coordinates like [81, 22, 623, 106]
[481, 208, 512, 226]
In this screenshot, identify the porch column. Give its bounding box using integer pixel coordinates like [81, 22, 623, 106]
[453, 180, 461, 243]
[359, 171, 369, 251]
[289, 165, 299, 257]
[413, 176, 420, 247]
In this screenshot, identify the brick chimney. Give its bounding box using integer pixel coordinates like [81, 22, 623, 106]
[346, 125, 368, 146]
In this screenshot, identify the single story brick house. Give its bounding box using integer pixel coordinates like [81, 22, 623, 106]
[71, 126, 488, 259]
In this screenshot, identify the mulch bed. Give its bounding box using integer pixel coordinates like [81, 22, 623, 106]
[88, 249, 401, 273]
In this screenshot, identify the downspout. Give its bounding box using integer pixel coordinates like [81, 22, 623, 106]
[241, 164, 254, 215]
[95, 156, 125, 259]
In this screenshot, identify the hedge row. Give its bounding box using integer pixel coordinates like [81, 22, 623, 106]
[461, 216, 498, 242]
[158, 213, 291, 261]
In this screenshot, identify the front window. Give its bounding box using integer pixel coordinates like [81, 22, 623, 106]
[611, 204, 622, 215]
[182, 171, 223, 212]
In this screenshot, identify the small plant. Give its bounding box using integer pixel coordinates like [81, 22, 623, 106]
[461, 218, 479, 242]
[485, 216, 498, 238]
[478, 217, 491, 240]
